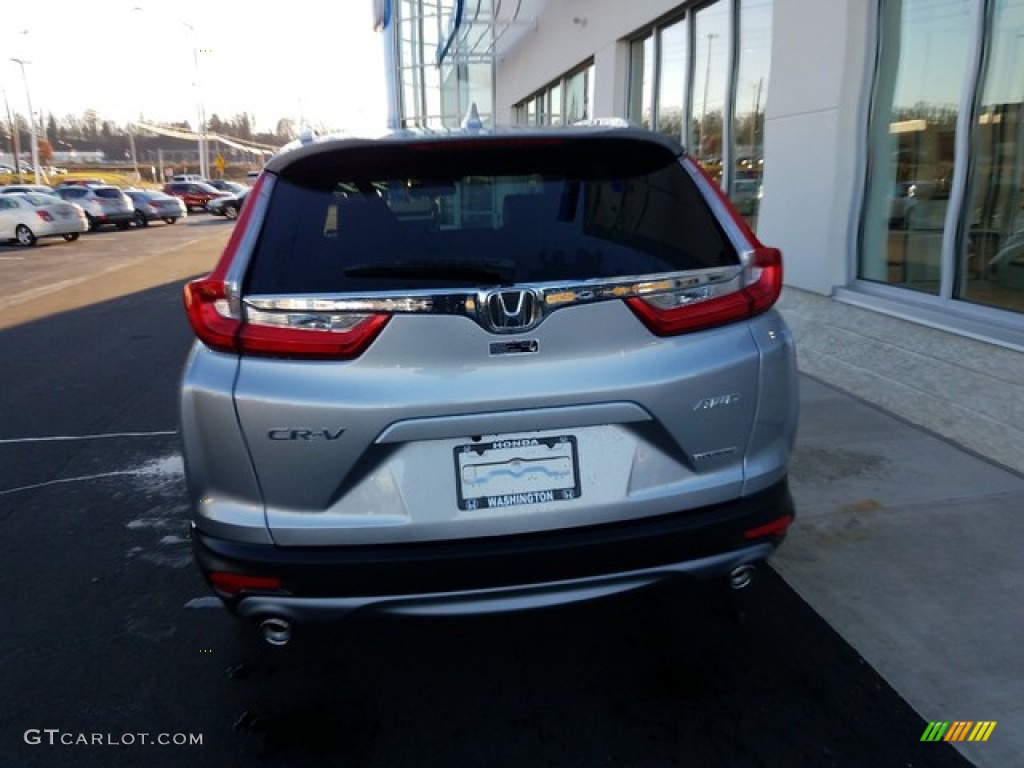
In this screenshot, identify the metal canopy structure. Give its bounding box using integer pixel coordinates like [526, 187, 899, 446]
[378, 0, 547, 130]
[436, 0, 547, 66]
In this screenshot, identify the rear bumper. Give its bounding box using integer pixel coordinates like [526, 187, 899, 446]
[194, 477, 794, 620]
[92, 211, 134, 224]
[142, 208, 184, 220]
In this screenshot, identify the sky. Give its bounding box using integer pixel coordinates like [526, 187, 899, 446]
[0, 0, 390, 136]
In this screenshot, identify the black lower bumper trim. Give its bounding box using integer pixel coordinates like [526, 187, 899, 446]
[194, 478, 794, 601]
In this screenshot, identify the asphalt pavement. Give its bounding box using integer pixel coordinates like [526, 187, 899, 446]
[0, 230, 1011, 765]
[776, 375, 1024, 768]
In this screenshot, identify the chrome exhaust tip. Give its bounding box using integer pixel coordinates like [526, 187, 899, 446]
[259, 617, 292, 647]
[729, 564, 756, 590]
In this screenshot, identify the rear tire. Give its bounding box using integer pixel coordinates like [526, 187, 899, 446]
[62, 232, 80, 242]
[86, 214, 99, 232]
[117, 222, 132, 230]
[15, 224, 36, 246]
[134, 211, 148, 227]
[224, 204, 240, 221]
[164, 217, 177, 224]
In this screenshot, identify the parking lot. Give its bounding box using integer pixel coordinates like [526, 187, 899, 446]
[0, 218, 999, 766]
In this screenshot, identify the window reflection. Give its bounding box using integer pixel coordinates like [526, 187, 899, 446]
[657, 19, 687, 140]
[628, 37, 653, 128]
[691, 2, 729, 182]
[549, 83, 563, 125]
[732, 0, 771, 226]
[625, 1, 770, 229]
[565, 68, 589, 123]
[960, 0, 1024, 313]
[515, 64, 594, 126]
[861, 0, 970, 295]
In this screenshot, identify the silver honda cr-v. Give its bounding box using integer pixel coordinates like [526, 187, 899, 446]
[180, 123, 798, 642]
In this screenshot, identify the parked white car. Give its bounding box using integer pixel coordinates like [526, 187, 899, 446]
[0, 192, 88, 246]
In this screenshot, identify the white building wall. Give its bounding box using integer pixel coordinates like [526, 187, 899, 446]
[757, 0, 873, 297]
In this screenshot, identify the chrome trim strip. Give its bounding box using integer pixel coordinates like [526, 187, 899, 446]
[242, 265, 744, 320]
[375, 402, 652, 444]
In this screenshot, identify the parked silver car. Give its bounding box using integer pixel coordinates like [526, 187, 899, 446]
[180, 124, 799, 644]
[52, 185, 134, 231]
[124, 189, 187, 226]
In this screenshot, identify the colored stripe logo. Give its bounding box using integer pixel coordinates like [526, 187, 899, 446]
[921, 721, 997, 742]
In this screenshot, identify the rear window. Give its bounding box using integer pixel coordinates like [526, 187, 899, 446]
[245, 137, 737, 295]
[95, 188, 123, 199]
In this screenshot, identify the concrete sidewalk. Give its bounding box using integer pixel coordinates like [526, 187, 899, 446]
[774, 375, 1024, 768]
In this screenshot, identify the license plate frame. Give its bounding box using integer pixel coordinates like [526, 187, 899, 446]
[454, 435, 581, 511]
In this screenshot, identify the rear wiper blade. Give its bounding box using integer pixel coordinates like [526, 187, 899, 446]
[344, 260, 515, 285]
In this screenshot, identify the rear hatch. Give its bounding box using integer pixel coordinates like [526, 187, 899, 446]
[188, 131, 784, 546]
[48, 201, 81, 220]
[94, 186, 130, 213]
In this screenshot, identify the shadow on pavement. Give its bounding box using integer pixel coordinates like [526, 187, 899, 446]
[0, 281, 974, 768]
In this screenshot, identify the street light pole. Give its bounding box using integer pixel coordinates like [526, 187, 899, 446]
[9, 57, 40, 184]
[1, 85, 22, 176]
[699, 32, 718, 162]
[182, 21, 208, 179]
[134, 6, 207, 178]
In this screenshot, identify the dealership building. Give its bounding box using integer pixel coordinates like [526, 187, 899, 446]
[379, 0, 1024, 473]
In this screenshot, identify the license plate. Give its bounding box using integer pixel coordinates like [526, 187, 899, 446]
[454, 435, 581, 511]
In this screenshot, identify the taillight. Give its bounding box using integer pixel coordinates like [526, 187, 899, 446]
[35, 211, 54, 222]
[625, 247, 782, 336]
[626, 154, 783, 336]
[239, 309, 390, 358]
[182, 174, 390, 359]
[182, 278, 242, 352]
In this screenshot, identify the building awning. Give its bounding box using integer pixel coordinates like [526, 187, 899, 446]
[436, 0, 548, 65]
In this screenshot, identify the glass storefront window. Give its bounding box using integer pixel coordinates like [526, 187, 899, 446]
[518, 64, 593, 127]
[549, 83, 562, 125]
[960, 0, 1024, 313]
[629, 36, 655, 129]
[398, 0, 493, 129]
[565, 68, 589, 123]
[861, 0, 971, 295]
[732, 0, 772, 225]
[657, 19, 687, 140]
[691, 1, 729, 181]
[623, 1, 771, 228]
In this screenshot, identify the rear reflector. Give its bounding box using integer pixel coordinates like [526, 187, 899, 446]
[743, 514, 794, 540]
[208, 571, 282, 598]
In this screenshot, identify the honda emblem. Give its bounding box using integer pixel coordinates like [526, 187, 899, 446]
[482, 289, 543, 333]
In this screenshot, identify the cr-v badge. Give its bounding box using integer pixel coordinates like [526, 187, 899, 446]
[268, 429, 345, 441]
